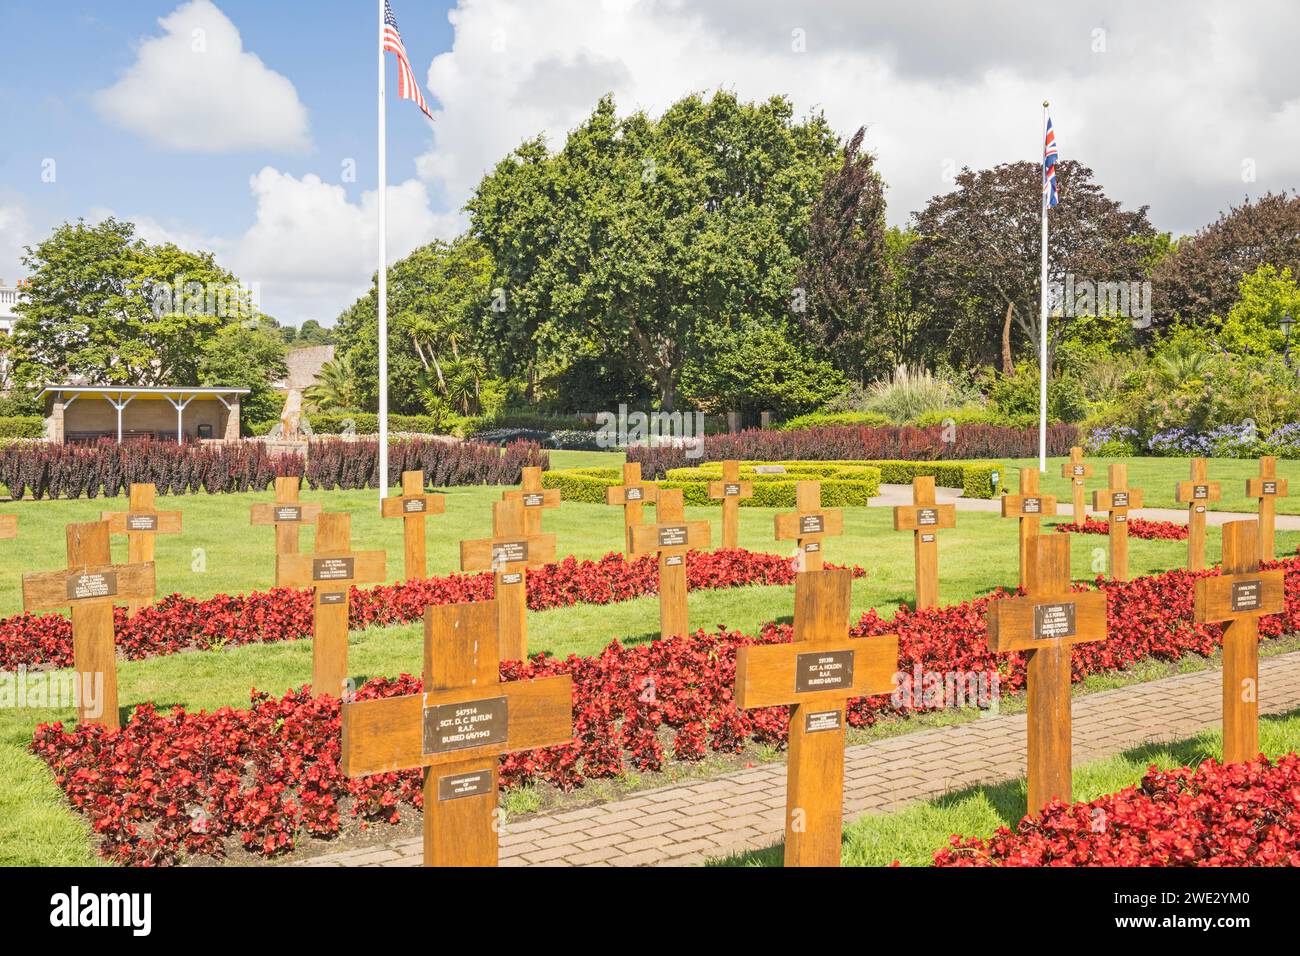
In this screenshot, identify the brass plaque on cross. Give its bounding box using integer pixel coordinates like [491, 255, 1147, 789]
[423, 697, 510, 754]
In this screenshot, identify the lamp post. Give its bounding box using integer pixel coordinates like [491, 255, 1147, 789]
[1281, 311, 1295, 369]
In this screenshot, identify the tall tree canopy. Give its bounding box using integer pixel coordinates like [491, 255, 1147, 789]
[12, 217, 262, 387]
[333, 234, 496, 415]
[796, 126, 891, 385]
[1151, 192, 1300, 327]
[466, 91, 842, 410]
[906, 161, 1155, 370]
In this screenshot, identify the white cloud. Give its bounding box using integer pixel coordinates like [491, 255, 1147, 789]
[414, 0, 1300, 235]
[113, 169, 446, 324]
[93, 0, 310, 153]
[0, 204, 35, 286]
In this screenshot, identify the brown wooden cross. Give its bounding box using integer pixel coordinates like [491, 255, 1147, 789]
[99, 482, 181, 614]
[1091, 464, 1144, 581]
[341, 599, 572, 866]
[1175, 457, 1221, 571]
[1059, 445, 1092, 521]
[733, 569, 897, 866]
[249, 476, 322, 586]
[1247, 456, 1289, 562]
[1194, 519, 1284, 765]
[277, 513, 386, 698]
[459, 497, 556, 661]
[708, 460, 753, 549]
[774, 480, 843, 573]
[892, 475, 956, 608]
[501, 466, 560, 537]
[22, 521, 156, 729]
[380, 470, 447, 581]
[986, 533, 1107, 813]
[0, 514, 16, 540]
[1002, 468, 1058, 589]
[628, 488, 710, 640]
[605, 461, 659, 552]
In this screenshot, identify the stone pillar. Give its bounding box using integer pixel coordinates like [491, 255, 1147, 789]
[47, 401, 65, 443]
[223, 396, 241, 441]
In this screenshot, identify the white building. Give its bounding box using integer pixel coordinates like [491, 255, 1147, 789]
[0, 279, 22, 336]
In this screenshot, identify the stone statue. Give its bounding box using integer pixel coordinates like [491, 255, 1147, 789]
[279, 388, 304, 440]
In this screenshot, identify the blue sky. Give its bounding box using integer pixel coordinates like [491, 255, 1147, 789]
[1, 1, 452, 245]
[2, 1, 1298, 326]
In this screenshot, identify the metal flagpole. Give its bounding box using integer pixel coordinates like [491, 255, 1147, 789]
[377, 0, 389, 500]
[1038, 100, 1049, 473]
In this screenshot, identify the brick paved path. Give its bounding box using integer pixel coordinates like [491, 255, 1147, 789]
[300, 651, 1300, 868]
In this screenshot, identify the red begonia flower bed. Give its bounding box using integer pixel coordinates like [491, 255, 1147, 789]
[0, 548, 849, 671]
[30, 557, 1300, 865]
[934, 754, 1300, 866]
[1054, 517, 1189, 540]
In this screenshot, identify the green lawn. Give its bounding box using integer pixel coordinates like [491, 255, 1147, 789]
[1004, 455, 1300, 514]
[2, 448, 1296, 866]
[717, 708, 1300, 867]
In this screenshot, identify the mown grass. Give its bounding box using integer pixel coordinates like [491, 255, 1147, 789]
[2, 448, 1296, 866]
[1004, 455, 1300, 514]
[717, 708, 1300, 867]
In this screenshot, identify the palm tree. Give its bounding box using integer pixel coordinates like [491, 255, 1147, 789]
[305, 352, 363, 411]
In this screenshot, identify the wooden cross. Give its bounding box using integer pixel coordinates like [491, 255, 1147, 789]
[733, 569, 898, 866]
[249, 476, 322, 586]
[1175, 458, 1221, 571]
[1002, 468, 1058, 589]
[459, 497, 556, 661]
[380, 470, 446, 581]
[1090, 464, 1144, 581]
[628, 488, 711, 640]
[99, 482, 181, 614]
[1059, 446, 1092, 521]
[501, 466, 560, 537]
[1247, 456, 1289, 562]
[1194, 519, 1284, 765]
[605, 461, 659, 552]
[341, 599, 572, 866]
[22, 521, 156, 730]
[774, 480, 843, 572]
[0, 514, 16, 540]
[708, 460, 753, 549]
[986, 533, 1107, 813]
[892, 475, 956, 608]
[277, 513, 386, 698]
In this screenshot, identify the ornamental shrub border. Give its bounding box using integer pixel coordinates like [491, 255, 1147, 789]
[627, 423, 1075, 481]
[545, 458, 1001, 503]
[934, 754, 1300, 867]
[0, 416, 44, 439]
[29, 555, 1300, 865]
[0, 548, 853, 671]
[0, 437, 546, 499]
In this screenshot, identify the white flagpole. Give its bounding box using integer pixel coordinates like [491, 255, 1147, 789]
[377, 0, 389, 500]
[1038, 100, 1049, 473]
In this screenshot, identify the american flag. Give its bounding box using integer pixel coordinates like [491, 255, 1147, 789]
[1042, 115, 1059, 209]
[383, 1, 432, 120]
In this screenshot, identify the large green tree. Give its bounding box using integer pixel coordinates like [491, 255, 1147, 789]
[907, 161, 1155, 371]
[466, 91, 841, 410]
[12, 217, 258, 387]
[334, 234, 495, 415]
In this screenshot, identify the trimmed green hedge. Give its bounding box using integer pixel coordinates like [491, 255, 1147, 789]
[541, 458, 1004, 503]
[250, 412, 456, 436]
[0, 416, 44, 439]
[778, 411, 891, 431]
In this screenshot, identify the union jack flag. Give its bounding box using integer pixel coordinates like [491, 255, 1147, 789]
[383, 1, 433, 120]
[1043, 115, 1059, 209]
